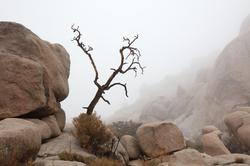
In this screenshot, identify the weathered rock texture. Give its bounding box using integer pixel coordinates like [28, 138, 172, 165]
[128, 148, 250, 166]
[111, 136, 130, 165]
[202, 132, 230, 156]
[26, 118, 52, 140]
[202, 125, 221, 135]
[136, 122, 185, 158]
[205, 153, 250, 166]
[34, 159, 86, 166]
[38, 125, 94, 159]
[224, 107, 250, 151]
[200, 125, 230, 156]
[167, 149, 208, 166]
[41, 115, 62, 138]
[120, 135, 141, 159]
[168, 149, 250, 166]
[0, 22, 70, 119]
[54, 109, 66, 131]
[0, 118, 41, 166]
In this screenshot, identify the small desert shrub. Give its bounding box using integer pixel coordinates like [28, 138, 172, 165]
[88, 157, 122, 166]
[235, 156, 244, 163]
[73, 113, 112, 153]
[144, 158, 161, 166]
[58, 151, 95, 164]
[108, 120, 142, 137]
[59, 151, 122, 165]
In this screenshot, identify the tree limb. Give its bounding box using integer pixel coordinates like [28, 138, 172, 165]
[101, 95, 111, 105]
[71, 24, 101, 89]
[71, 25, 144, 115]
[108, 83, 128, 97]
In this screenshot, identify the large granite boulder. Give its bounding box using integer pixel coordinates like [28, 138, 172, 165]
[38, 125, 94, 159]
[26, 118, 52, 140]
[54, 109, 66, 131]
[129, 149, 250, 166]
[111, 136, 130, 165]
[201, 125, 230, 156]
[25, 113, 65, 141]
[41, 115, 62, 138]
[120, 135, 141, 159]
[224, 110, 248, 135]
[136, 122, 185, 158]
[224, 107, 250, 151]
[0, 118, 41, 166]
[167, 149, 208, 166]
[34, 159, 86, 166]
[0, 22, 70, 119]
[202, 132, 230, 156]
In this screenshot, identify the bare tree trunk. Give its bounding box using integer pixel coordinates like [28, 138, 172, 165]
[86, 89, 103, 115]
[71, 25, 145, 115]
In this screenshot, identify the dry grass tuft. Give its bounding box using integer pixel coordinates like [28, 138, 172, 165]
[235, 156, 244, 163]
[88, 157, 122, 166]
[59, 151, 122, 166]
[58, 151, 95, 164]
[73, 112, 112, 153]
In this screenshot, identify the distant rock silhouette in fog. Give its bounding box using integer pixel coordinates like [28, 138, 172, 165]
[109, 14, 250, 140]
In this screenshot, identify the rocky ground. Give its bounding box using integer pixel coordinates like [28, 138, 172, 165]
[1, 18, 250, 166]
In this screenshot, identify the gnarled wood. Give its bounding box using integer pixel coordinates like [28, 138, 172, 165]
[71, 25, 145, 115]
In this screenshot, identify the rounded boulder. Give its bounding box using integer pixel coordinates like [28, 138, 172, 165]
[136, 122, 185, 158]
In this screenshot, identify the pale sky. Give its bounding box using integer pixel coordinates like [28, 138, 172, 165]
[1, 0, 250, 121]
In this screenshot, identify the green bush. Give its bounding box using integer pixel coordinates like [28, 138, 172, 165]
[73, 113, 112, 153]
[108, 120, 142, 137]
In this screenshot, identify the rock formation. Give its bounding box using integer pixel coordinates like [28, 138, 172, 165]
[120, 135, 141, 160]
[224, 106, 250, 152]
[0, 118, 41, 166]
[129, 148, 250, 166]
[0, 22, 70, 166]
[109, 14, 250, 141]
[136, 122, 185, 158]
[1, 15, 250, 166]
[37, 124, 94, 159]
[0, 22, 70, 119]
[201, 126, 230, 156]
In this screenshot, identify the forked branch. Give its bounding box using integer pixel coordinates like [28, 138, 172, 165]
[72, 25, 145, 115]
[71, 25, 100, 88]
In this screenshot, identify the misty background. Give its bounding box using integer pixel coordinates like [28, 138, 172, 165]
[1, 0, 250, 121]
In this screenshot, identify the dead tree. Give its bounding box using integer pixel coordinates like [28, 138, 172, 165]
[71, 25, 145, 115]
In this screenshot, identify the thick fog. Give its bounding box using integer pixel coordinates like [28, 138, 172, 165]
[1, 0, 250, 121]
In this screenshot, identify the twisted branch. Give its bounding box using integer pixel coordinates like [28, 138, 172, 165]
[71, 25, 145, 115]
[108, 83, 128, 97]
[101, 95, 111, 105]
[71, 25, 100, 89]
